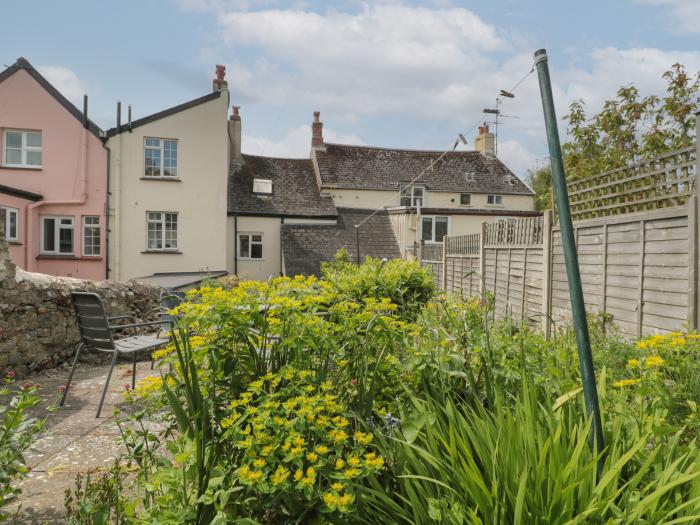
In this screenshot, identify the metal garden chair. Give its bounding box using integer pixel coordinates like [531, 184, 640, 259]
[60, 292, 170, 418]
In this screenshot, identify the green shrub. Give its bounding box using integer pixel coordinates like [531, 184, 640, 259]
[0, 372, 43, 520]
[322, 257, 435, 321]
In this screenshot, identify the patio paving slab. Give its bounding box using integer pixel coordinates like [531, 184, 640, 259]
[5, 360, 160, 524]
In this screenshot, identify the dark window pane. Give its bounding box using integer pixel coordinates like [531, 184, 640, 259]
[59, 226, 73, 253]
[43, 218, 55, 251]
[422, 218, 432, 242]
[460, 193, 471, 205]
[435, 217, 448, 242]
[251, 243, 263, 259]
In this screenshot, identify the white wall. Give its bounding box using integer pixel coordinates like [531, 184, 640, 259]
[107, 92, 230, 280]
[329, 188, 534, 211]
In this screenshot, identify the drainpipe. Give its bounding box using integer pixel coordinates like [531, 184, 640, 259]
[25, 95, 90, 272]
[233, 215, 238, 275]
[103, 144, 111, 279]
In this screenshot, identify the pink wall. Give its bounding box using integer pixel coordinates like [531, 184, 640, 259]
[0, 68, 107, 280]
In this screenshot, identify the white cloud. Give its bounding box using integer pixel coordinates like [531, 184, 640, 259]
[38, 65, 86, 106]
[634, 0, 700, 34]
[243, 124, 364, 158]
[186, 1, 700, 176]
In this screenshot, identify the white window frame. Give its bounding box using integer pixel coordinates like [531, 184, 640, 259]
[421, 215, 449, 243]
[237, 233, 264, 260]
[400, 185, 425, 207]
[487, 194, 503, 206]
[4, 129, 42, 168]
[1, 206, 19, 242]
[144, 137, 178, 178]
[82, 216, 101, 256]
[253, 179, 272, 194]
[146, 211, 179, 251]
[459, 193, 472, 206]
[40, 216, 74, 255]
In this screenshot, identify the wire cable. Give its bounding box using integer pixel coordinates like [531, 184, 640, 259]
[350, 62, 536, 231]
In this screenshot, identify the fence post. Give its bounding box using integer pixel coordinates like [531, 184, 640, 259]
[441, 236, 448, 291]
[541, 209, 553, 339]
[690, 111, 700, 331]
[479, 222, 487, 299]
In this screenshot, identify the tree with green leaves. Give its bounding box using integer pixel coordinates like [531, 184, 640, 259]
[532, 63, 699, 208]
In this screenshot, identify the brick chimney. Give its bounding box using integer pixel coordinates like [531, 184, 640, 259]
[475, 123, 495, 157]
[213, 64, 228, 92]
[311, 111, 324, 148]
[229, 106, 242, 161]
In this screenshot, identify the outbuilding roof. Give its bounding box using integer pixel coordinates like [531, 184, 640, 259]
[313, 143, 534, 195]
[228, 155, 337, 218]
[281, 207, 401, 276]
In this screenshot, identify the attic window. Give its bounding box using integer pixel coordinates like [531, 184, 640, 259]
[253, 179, 272, 194]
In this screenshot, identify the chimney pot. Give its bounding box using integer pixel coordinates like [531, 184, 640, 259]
[213, 64, 228, 92]
[311, 111, 324, 148]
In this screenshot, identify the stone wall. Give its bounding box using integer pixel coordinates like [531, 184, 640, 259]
[0, 214, 161, 376]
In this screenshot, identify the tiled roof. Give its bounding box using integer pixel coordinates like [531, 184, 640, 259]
[281, 207, 401, 276]
[314, 143, 534, 195]
[0, 57, 104, 139]
[228, 155, 338, 218]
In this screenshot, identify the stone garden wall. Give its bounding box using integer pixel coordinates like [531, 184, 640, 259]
[0, 215, 160, 376]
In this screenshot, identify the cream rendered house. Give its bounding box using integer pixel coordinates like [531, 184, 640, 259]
[227, 112, 535, 280]
[106, 66, 230, 285]
[310, 117, 538, 258]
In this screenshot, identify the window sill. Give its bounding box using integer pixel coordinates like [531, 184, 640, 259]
[0, 165, 42, 171]
[238, 258, 265, 261]
[80, 255, 103, 260]
[140, 177, 181, 182]
[7, 240, 22, 245]
[141, 250, 182, 254]
[36, 254, 78, 260]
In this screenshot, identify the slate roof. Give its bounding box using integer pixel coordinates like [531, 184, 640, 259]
[105, 91, 222, 137]
[281, 207, 401, 276]
[0, 57, 103, 138]
[228, 155, 337, 218]
[314, 143, 534, 195]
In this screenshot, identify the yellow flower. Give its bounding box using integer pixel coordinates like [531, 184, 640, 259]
[323, 492, 339, 508]
[343, 468, 360, 479]
[331, 430, 348, 443]
[301, 476, 315, 487]
[315, 445, 329, 455]
[290, 446, 303, 456]
[627, 358, 640, 367]
[644, 355, 665, 368]
[220, 412, 240, 429]
[293, 436, 306, 447]
[354, 431, 373, 445]
[612, 379, 640, 388]
[271, 465, 290, 486]
[253, 458, 266, 468]
[338, 493, 355, 507]
[366, 455, 385, 470]
[306, 452, 318, 462]
[331, 482, 344, 492]
[261, 445, 276, 456]
[347, 456, 361, 467]
[293, 469, 303, 481]
[332, 416, 350, 427]
[335, 458, 345, 470]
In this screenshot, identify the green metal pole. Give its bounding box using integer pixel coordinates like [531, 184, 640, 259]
[534, 49, 605, 472]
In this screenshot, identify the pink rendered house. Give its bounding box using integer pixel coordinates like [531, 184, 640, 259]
[0, 58, 107, 280]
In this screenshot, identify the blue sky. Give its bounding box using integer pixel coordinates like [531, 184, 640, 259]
[1, 0, 699, 178]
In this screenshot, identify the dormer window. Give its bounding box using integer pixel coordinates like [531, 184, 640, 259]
[400, 185, 425, 207]
[253, 178, 272, 194]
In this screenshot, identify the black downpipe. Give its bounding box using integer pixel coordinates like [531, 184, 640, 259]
[104, 145, 111, 279]
[233, 215, 238, 275]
